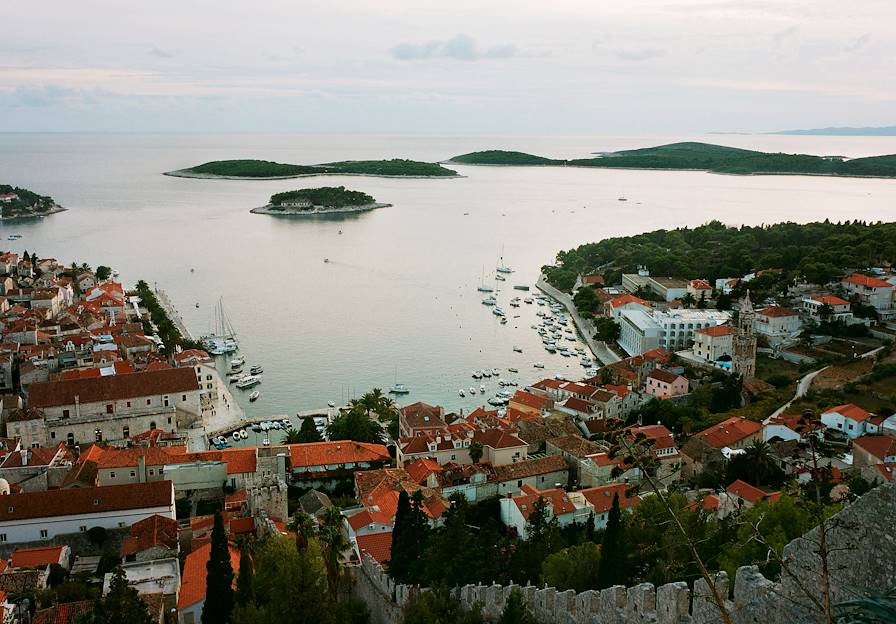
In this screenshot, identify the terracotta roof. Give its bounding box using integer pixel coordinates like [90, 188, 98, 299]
[873, 464, 896, 481]
[405, 458, 443, 484]
[628, 424, 677, 451]
[356, 531, 393, 564]
[0, 481, 173, 521]
[28, 367, 199, 408]
[727, 479, 780, 504]
[510, 390, 549, 411]
[689, 279, 712, 290]
[607, 294, 651, 309]
[11, 545, 66, 569]
[853, 436, 896, 461]
[756, 306, 797, 318]
[289, 441, 389, 468]
[513, 487, 576, 520]
[580, 483, 641, 513]
[120, 514, 179, 557]
[33, 601, 93, 624]
[695, 417, 761, 449]
[582, 275, 605, 286]
[400, 402, 445, 429]
[177, 542, 240, 610]
[475, 428, 527, 450]
[824, 404, 873, 423]
[695, 324, 736, 337]
[562, 397, 595, 414]
[647, 369, 684, 384]
[493, 454, 568, 481]
[347, 508, 393, 531]
[813, 295, 850, 306]
[843, 273, 893, 288]
[229, 516, 256, 535]
[547, 434, 605, 458]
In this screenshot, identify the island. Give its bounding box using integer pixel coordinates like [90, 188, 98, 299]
[165, 158, 459, 179]
[0, 184, 66, 220]
[250, 186, 391, 216]
[448, 142, 896, 178]
[770, 125, 896, 136]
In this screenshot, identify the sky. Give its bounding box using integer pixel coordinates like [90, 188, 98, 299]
[1, 0, 894, 134]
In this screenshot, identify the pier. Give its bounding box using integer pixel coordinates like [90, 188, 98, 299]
[536, 275, 621, 366]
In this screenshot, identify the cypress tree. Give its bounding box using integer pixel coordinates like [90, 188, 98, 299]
[596, 494, 626, 589]
[498, 588, 535, 624]
[297, 416, 323, 443]
[235, 547, 254, 607]
[585, 511, 595, 542]
[203, 512, 234, 624]
[389, 490, 428, 583]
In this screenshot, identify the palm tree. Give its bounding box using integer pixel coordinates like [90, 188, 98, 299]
[320, 505, 343, 529]
[288, 511, 316, 552]
[743, 440, 774, 485]
[319, 524, 348, 597]
[281, 428, 302, 444]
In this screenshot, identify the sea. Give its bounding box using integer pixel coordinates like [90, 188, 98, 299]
[1, 133, 895, 418]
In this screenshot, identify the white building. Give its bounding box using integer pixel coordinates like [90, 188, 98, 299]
[0, 480, 175, 544]
[754, 306, 802, 344]
[692, 324, 736, 362]
[802, 296, 853, 322]
[617, 308, 731, 356]
[841, 273, 894, 312]
[821, 404, 876, 439]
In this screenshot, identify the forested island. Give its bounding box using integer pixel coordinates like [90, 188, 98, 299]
[250, 186, 390, 216]
[543, 220, 896, 292]
[449, 142, 896, 178]
[0, 184, 65, 219]
[165, 158, 458, 179]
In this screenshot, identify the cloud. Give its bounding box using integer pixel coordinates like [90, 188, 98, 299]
[844, 33, 870, 52]
[771, 26, 798, 46]
[148, 47, 176, 59]
[616, 48, 666, 62]
[389, 34, 516, 61]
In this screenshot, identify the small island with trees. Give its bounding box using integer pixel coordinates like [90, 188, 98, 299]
[448, 142, 896, 178]
[165, 158, 459, 179]
[250, 186, 391, 216]
[0, 184, 66, 220]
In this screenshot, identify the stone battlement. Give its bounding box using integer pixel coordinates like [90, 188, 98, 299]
[353, 481, 896, 624]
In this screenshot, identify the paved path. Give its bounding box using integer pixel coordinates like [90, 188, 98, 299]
[765, 366, 828, 423]
[536, 275, 621, 365]
[154, 287, 194, 341]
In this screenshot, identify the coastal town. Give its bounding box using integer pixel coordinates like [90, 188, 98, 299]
[0, 231, 892, 623]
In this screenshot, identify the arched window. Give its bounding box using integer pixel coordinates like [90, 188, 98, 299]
[122, 426, 130, 439]
[149, 421, 157, 430]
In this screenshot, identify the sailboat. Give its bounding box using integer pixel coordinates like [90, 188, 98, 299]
[476, 266, 494, 292]
[496, 246, 513, 274]
[389, 366, 410, 394]
[201, 298, 239, 355]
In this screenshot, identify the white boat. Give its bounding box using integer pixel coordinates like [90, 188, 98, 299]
[482, 369, 491, 377]
[533, 362, 545, 368]
[469, 387, 477, 395]
[618, 196, 628, 202]
[324, 258, 329, 263]
[239, 429, 249, 438]
[480, 384, 485, 393]
[496, 246, 513, 274]
[491, 368, 499, 375]
[250, 365, 263, 375]
[232, 431, 240, 441]
[477, 267, 494, 292]
[482, 296, 497, 306]
[508, 367, 519, 373]
[472, 370, 482, 379]
[495, 274, 506, 281]
[202, 298, 239, 354]
[513, 346, 523, 353]
[231, 356, 245, 367]
[459, 389, 465, 397]
[236, 375, 261, 389]
[249, 391, 260, 402]
[524, 298, 533, 304]
[389, 383, 410, 395]
[493, 307, 505, 316]
[328, 401, 336, 408]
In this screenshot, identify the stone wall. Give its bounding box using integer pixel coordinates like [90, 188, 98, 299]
[352, 481, 896, 624]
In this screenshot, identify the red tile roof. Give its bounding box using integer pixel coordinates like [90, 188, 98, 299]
[843, 273, 893, 289]
[813, 295, 850, 306]
[727, 479, 780, 504]
[356, 531, 393, 564]
[689, 279, 712, 290]
[562, 397, 595, 414]
[493, 454, 568, 481]
[695, 417, 761, 449]
[11, 546, 66, 569]
[120, 514, 179, 557]
[582, 275, 605, 286]
[347, 508, 393, 531]
[647, 369, 684, 384]
[177, 542, 240, 610]
[513, 487, 575, 520]
[289, 441, 389, 468]
[405, 458, 442, 484]
[510, 390, 549, 411]
[0, 481, 173, 521]
[607, 294, 651, 309]
[853, 436, 896, 461]
[824, 404, 873, 423]
[475, 428, 527, 450]
[628, 424, 677, 452]
[695, 324, 736, 337]
[28, 368, 199, 408]
[33, 601, 93, 624]
[756, 306, 798, 318]
[229, 516, 256, 535]
[580, 483, 641, 513]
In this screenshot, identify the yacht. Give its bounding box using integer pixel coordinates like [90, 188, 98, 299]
[249, 391, 260, 402]
[493, 307, 505, 316]
[249, 365, 263, 375]
[389, 383, 410, 395]
[236, 375, 261, 389]
[477, 284, 494, 293]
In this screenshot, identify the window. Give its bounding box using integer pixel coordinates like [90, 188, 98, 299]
[517, 480, 523, 487]
[62, 409, 70, 418]
[163, 396, 170, 407]
[451, 454, 456, 460]
[50, 431, 55, 439]
[150, 421, 156, 430]
[67, 433, 74, 446]
[146, 399, 151, 406]
[0, 534, 6, 543]
[130, 470, 136, 478]
[118, 522, 126, 528]
[149, 469, 154, 476]
[126, 401, 131, 408]
[207, 384, 212, 390]
[110, 471, 116, 478]
[40, 529, 48, 539]
[182, 394, 187, 402]
[167, 417, 172, 424]
[206, 375, 212, 381]
[122, 426, 130, 438]
[79, 526, 87, 532]
[106, 404, 113, 414]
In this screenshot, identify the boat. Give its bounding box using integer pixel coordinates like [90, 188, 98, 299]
[262, 438, 270, 446]
[249, 391, 260, 402]
[500, 317, 508, 324]
[389, 383, 410, 395]
[231, 356, 245, 367]
[513, 346, 523, 353]
[482, 296, 497, 306]
[477, 267, 494, 292]
[496, 246, 513, 274]
[230, 361, 243, 372]
[495, 274, 506, 281]
[250, 365, 263, 375]
[491, 368, 500, 375]
[468, 386, 477, 395]
[459, 389, 465, 397]
[328, 401, 336, 408]
[232, 431, 240, 441]
[227, 373, 242, 383]
[618, 196, 628, 202]
[251, 424, 262, 432]
[508, 367, 519, 373]
[533, 362, 545, 368]
[239, 429, 248, 439]
[201, 298, 239, 354]
[324, 258, 329, 263]
[472, 370, 482, 379]
[195, 303, 199, 308]
[235, 375, 261, 389]
[493, 307, 505, 316]
[514, 285, 530, 291]
[480, 384, 485, 393]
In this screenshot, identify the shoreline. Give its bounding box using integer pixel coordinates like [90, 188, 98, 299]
[445, 161, 896, 180]
[163, 169, 463, 180]
[0, 205, 67, 221]
[250, 202, 391, 216]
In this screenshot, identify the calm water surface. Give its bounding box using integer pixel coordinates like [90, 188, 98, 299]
[1, 133, 895, 417]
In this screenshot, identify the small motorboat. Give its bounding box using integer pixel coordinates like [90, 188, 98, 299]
[190, 268, 194, 273]
[239, 429, 249, 439]
[480, 384, 485, 393]
[232, 431, 241, 441]
[459, 389, 465, 397]
[491, 368, 499, 375]
[469, 387, 477, 395]
[231, 356, 245, 367]
[508, 367, 519, 373]
[195, 303, 199, 308]
[495, 274, 506, 281]
[513, 346, 523, 353]
[262, 437, 270, 446]
[250, 365, 263, 375]
[251, 425, 262, 432]
[324, 258, 329, 263]
[328, 401, 336, 408]
[249, 391, 260, 402]
[618, 196, 628, 202]
[533, 362, 545, 368]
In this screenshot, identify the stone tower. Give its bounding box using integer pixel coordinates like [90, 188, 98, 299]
[733, 291, 757, 381]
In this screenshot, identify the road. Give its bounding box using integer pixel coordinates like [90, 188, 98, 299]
[765, 366, 829, 423]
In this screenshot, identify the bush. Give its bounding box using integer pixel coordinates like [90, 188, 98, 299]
[765, 374, 791, 389]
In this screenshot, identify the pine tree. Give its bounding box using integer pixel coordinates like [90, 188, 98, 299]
[235, 548, 254, 607]
[203, 512, 234, 624]
[498, 588, 535, 624]
[596, 494, 626, 589]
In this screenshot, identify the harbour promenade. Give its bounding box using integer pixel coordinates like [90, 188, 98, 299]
[154, 287, 195, 341]
[536, 275, 621, 365]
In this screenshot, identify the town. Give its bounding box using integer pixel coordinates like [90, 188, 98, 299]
[0, 240, 893, 624]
